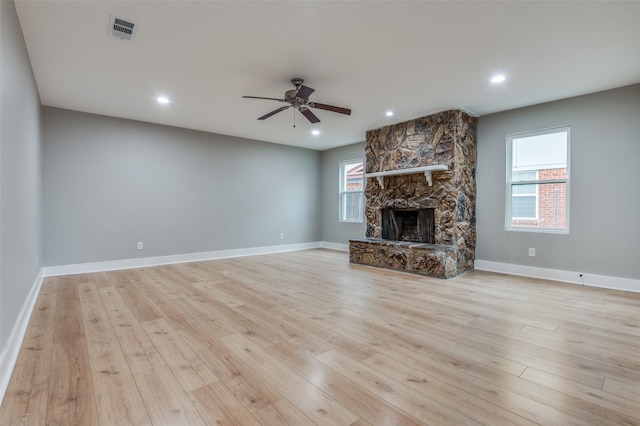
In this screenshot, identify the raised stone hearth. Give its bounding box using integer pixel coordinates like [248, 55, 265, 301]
[349, 109, 477, 278]
[350, 239, 459, 278]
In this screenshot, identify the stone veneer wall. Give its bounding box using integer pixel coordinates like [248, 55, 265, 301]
[350, 109, 477, 278]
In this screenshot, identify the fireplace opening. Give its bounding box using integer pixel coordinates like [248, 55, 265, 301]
[382, 208, 435, 243]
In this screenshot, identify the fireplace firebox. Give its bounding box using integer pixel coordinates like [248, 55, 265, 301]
[382, 208, 434, 243]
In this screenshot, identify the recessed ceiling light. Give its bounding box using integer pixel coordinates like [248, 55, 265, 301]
[311, 129, 320, 136]
[386, 111, 394, 117]
[157, 96, 170, 104]
[490, 75, 506, 83]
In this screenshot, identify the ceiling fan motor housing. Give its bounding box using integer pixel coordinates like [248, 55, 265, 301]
[285, 89, 299, 102]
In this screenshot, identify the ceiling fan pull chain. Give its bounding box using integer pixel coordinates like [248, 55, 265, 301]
[293, 108, 296, 128]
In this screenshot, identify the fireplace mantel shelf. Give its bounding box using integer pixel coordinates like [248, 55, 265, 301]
[365, 165, 448, 188]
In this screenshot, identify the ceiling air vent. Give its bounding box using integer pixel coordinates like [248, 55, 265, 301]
[109, 16, 136, 41]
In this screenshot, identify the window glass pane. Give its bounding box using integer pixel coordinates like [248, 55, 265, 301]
[512, 170, 537, 182]
[344, 162, 364, 192]
[512, 184, 536, 195]
[512, 195, 536, 218]
[512, 131, 567, 173]
[342, 192, 364, 222]
[510, 182, 567, 230]
[340, 160, 364, 222]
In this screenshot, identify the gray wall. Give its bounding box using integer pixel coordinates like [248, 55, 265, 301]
[0, 0, 43, 351]
[319, 142, 367, 245]
[43, 108, 320, 266]
[476, 84, 640, 280]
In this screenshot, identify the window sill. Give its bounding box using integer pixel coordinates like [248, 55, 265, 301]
[506, 227, 569, 235]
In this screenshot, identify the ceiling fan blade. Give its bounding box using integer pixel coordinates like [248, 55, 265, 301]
[299, 107, 320, 124]
[258, 106, 290, 120]
[295, 85, 315, 100]
[243, 96, 286, 102]
[310, 102, 351, 116]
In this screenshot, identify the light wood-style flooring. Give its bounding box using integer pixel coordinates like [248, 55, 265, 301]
[1, 249, 640, 425]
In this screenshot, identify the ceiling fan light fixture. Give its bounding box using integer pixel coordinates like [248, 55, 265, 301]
[386, 111, 394, 117]
[491, 74, 506, 83]
[311, 129, 320, 136]
[157, 96, 170, 104]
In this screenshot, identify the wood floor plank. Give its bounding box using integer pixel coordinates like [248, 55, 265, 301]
[518, 324, 639, 366]
[602, 375, 640, 403]
[317, 349, 478, 425]
[252, 399, 315, 426]
[0, 281, 57, 425]
[324, 333, 378, 362]
[192, 280, 247, 308]
[466, 363, 632, 426]
[362, 352, 537, 425]
[78, 282, 129, 374]
[170, 291, 239, 337]
[213, 277, 279, 312]
[45, 283, 98, 426]
[142, 318, 218, 392]
[371, 332, 610, 426]
[2, 249, 639, 425]
[234, 304, 329, 356]
[133, 366, 205, 426]
[0, 411, 45, 426]
[266, 342, 425, 426]
[91, 369, 151, 425]
[404, 314, 629, 385]
[178, 328, 282, 413]
[520, 366, 640, 424]
[188, 381, 260, 426]
[220, 333, 360, 425]
[115, 277, 163, 323]
[98, 286, 165, 375]
[349, 418, 373, 426]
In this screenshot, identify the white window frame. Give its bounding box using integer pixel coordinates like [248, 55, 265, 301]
[505, 126, 570, 234]
[339, 158, 364, 223]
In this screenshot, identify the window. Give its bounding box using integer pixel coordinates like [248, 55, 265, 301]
[506, 127, 569, 233]
[339, 159, 364, 222]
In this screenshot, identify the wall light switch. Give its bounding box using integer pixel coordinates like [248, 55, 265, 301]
[137, 242, 143, 250]
[528, 247, 535, 257]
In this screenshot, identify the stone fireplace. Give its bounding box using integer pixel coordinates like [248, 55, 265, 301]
[349, 109, 477, 278]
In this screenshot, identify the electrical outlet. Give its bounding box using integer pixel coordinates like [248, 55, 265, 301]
[137, 242, 143, 250]
[280, 233, 285, 240]
[528, 247, 536, 257]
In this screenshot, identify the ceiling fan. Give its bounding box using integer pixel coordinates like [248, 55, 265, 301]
[242, 78, 351, 124]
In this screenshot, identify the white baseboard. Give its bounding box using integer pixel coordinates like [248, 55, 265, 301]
[474, 260, 640, 294]
[0, 271, 44, 405]
[320, 241, 349, 252]
[42, 242, 324, 277]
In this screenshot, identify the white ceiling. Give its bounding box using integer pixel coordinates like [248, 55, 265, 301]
[15, 1, 640, 151]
